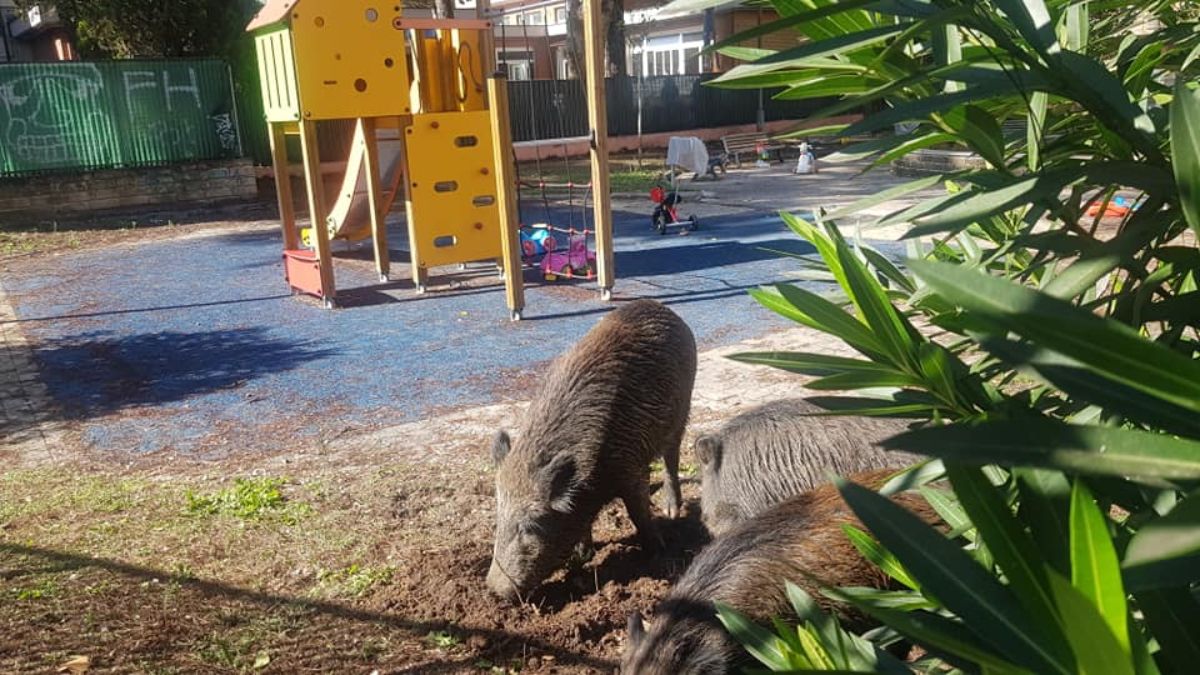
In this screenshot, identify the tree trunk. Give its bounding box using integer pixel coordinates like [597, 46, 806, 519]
[606, 0, 626, 76]
[566, 0, 584, 78]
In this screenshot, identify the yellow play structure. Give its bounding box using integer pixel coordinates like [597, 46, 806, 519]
[246, 0, 615, 319]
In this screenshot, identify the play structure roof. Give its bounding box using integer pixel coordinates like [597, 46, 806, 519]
[246, 0, 299, 32]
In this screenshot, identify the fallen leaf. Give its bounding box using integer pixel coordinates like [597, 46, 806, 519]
[57, 655, 90, 674]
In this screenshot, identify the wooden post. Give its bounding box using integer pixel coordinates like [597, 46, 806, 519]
[298, 119, 337, 308]
[360, 117, 390, 282]
[583, 0, 615, 300]
[400, 123, 428, 293]
[487, 75, 526, 321]
[268, 122, 298, 250]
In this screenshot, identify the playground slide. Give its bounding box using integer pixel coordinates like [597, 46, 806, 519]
[325, 122, 406, 242]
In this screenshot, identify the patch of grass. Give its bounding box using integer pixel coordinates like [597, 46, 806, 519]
[12, 578, 58, 601]
[185, 477, 311, 523]
[195, 613, 290, 672]
[316, 564, 396, 598]
[610, 168, 660, 194]
[425, 630, 462, 650]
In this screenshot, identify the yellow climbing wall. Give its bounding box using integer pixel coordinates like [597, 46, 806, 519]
[405, 111, 502, 268]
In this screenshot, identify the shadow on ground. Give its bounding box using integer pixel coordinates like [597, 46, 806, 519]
[23, 327, 336, 422]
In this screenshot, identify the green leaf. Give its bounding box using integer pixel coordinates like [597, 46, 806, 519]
[1183, 42, 1200, 72]
[806, 370, 924, 391]
[880, 459, 945, 496]
[775, 74, 878, 100]
[843, 82, 1020, 136]
[976, 336, 1200, 437]
[858, 245, 917, 294]
[823, 592, 1030, 673]
[751, 284, 888, 361]
[786, 582, 912, 674]
[836, 236, 918, 369]
[715, 602, 792, 670]
[1069, 480, 1130, 654]
[1046, 571, 1135, 675]
[1135, 590, 1200, 674]
[902, 177, 1050, 238]
[1014, 468, 1072, 577]
[757, 23, 915, 66]
[804, 395, 937, 418]
[701, 0, 880, 54]
[918, 486, 971, 535]
[837, 479, 1073, 674]
[842, 524, 919, 590]
[826, 174, 945, 221]
[830, 586, 936, 611]
[1053, 50, 1158, 154]
[728, 351, 903, 378]
[883, 419, 1200, 484]
[1123, 489, 1200, 588]
[947, 466, 1070, 647]
[993, 0, 1060, 58]
[908, 260, 1200, 414]
[781, 212, 848, 288]
[941, 105, 1007, 168]
[1028, 91, 1048, 171]
[1062, 2, 1088, 51]
[1171, 79, 1200, 238]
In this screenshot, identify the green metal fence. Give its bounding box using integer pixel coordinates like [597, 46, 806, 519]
[0, 59, 242, 177]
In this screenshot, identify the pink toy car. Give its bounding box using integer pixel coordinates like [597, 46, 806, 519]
[541, 234, 596, 280]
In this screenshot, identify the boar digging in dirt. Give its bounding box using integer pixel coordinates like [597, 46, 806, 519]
[696, 398, 916, 536]
[487, 299, 697, 602]
[622, 470, 933, 674]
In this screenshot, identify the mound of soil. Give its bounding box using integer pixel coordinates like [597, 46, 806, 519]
[376, 498, 712, 672]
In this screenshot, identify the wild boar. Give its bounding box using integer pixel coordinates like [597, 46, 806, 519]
[696, 398, 915, 535]
[622, 470, 932, 674]
[487, 299, 697, 602]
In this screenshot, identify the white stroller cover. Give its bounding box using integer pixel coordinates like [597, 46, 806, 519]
[666, 136, 710, 176]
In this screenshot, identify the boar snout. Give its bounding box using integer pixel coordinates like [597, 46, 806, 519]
[486, 559, 522, 602]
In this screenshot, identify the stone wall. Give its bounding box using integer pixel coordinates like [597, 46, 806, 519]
[0, 159, 258, 222]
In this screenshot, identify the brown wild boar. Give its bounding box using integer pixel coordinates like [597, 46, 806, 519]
[487, 299, 697, 602]
[697, 398, 915, 536]
[622, 470, 932, 674]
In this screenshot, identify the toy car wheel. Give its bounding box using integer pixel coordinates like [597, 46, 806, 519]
[687, 215, 698, 231]
[560, 265, 573, 278]
[653, 212, 667, 235]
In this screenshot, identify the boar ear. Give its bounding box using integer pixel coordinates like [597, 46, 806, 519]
[626, 611, 646, 645]
[492, 431, 511, 466]
[694, 435, 722, 469]
[543, 454, 578, 512]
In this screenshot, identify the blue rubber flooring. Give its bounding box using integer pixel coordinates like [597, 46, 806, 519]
[2, 205, 902, 457]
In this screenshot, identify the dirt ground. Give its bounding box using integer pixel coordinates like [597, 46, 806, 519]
[1, 437, 716, 674]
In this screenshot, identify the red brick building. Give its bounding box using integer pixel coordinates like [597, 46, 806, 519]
[491, 0, 802, 80]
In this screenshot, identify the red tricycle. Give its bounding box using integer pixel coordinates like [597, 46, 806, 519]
[649, 185, 698, 235]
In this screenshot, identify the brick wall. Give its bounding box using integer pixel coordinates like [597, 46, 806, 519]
[0, 159, 258, 221]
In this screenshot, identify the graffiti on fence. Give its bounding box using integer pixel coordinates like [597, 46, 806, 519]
[0, 64, 112, 167]
[0, 61, 239, 175]
[210, 113, 238, 152]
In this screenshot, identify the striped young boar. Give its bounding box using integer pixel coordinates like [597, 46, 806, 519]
[621, 470, 932, 674]
[487, 299, 697, 602]
[696, 398, 915, 536]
